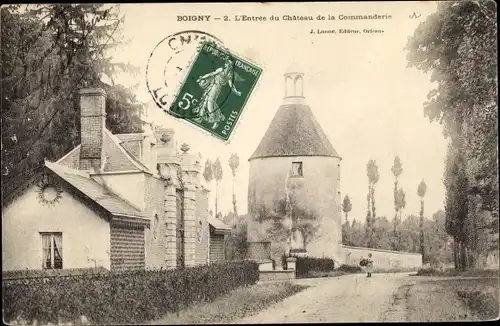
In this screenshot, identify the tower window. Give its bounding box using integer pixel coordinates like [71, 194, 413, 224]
[292, 162, 303, 177]
[338, 164, 340, 180]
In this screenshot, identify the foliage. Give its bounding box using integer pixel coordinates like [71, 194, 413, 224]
[418, 179, 428, 259]
[2, 261, 259, 325]
[203, 159, 213, 183]
[391, 156, 404, 250]
[224, 213, 248, 260]
[343, 210, 454, 265]
[212, 158, 223, 182]
[1, 4, 144, 201]
[372, 216, 395, 250]
[393, 188, 407, 250]
[416, 267, 499, 278]
[228, 153, 240, 177]
[104, 84, 144, 134]
[417, 179, 427, 198]
[228, 153, 240, 215]
[395, 188, 406, 212]
[342, 194, 352, 223]
[458, 289, 499, 321]
[252, 181, 320, 251]
[366, 159, 380, 248]
[343, 219, 365, 248]
[289, 255, 336, 279]
[336, 264, 363, 273]
[405, 0, 498, 269]
[391, 156, 403, 178]
[212, 157, 223, 216]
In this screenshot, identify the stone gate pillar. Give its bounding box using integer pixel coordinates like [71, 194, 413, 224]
[180, 143, 201, 267]
[155, 128, 180, 269]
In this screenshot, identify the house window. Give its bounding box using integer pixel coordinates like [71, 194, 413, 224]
[41, 233, 63, 269]
[338, 164, 341, 180]
[291, 162, 303, 177]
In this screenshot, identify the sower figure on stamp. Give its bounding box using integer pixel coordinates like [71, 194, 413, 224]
[192, 57, 244, 129]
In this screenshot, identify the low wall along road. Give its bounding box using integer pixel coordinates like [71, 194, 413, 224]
[343, 245, 422, 270]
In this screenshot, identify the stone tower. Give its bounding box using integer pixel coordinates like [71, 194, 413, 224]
[247, 64, 343, 262]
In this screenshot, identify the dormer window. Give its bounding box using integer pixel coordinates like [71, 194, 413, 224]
[291, 162, 303, 177]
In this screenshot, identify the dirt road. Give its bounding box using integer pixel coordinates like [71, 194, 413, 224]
[237, 273, 409, 323]
[237, 273, 498, 323]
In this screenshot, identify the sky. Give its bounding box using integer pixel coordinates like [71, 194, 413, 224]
[108, 2, 447, 223]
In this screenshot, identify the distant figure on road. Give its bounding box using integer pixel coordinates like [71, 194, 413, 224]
[366, 253, 374, 278]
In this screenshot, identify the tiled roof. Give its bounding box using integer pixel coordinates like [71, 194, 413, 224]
[45, 161, 148, 219]
[115, 133, 147, 142]
[103, 130, 151, 173]
[208, 216, 232, 231]
[57, 145, 81, 169]
[249, 104, 340, 160]
[57, 129, 151, 174]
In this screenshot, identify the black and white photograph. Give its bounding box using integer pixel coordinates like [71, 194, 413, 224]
[1, 1, 498, 324]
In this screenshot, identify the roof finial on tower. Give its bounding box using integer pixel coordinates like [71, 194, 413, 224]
[284, 61, 305, 105]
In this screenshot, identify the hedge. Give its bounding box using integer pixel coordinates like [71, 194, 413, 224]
[2, 260, 259, 325]
[337, 264, 363, 273]
[290, 255, 336, 278]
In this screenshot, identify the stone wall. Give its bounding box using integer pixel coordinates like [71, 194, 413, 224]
[144, 175, 166, 270]
[195, 189, 210, 266]
[343, 245, 422, 270]
[259, 270, 296, 281]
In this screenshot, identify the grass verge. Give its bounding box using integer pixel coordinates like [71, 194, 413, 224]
[404, 278, 499, 322]
[416, 267, 500, 278]
[456, 279, 499, 320]
[149, 281, 308, 324]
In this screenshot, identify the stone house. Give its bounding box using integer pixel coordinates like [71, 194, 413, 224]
[2, 88, 230, 273]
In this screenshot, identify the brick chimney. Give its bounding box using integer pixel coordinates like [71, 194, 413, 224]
[79, 88, 106, 170]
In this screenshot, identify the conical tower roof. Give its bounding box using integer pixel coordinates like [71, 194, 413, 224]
[249, 103, 340, 160]
[250, 66, 340, 161]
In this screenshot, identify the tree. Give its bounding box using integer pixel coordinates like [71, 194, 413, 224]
[366, 159, 380, 248]
[417, 179, 428, 262]
[342, 194, 352, 224]
[365, 183, 372, 247]
[224, 213, 248, 260]
[203, 159, 213, 183]
[405, 0, 498, 269]
[105, 84, 144, 134]
[342, 220, 351, 246]
[394, 188, 407, 250]
[212, 157, 223, 218]
[228, 153, 240, 219]
[391, 156, 404, 250]
[444, 147, 470, 269]
[203, 158, 213, 210]
[1, 5, 143, 201]
[372, 216, 394, 250]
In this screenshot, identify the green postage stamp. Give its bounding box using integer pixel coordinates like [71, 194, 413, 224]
[169, 42, 262, 141]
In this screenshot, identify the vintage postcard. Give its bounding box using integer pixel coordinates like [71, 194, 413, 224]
[2, 1, 498, 325]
